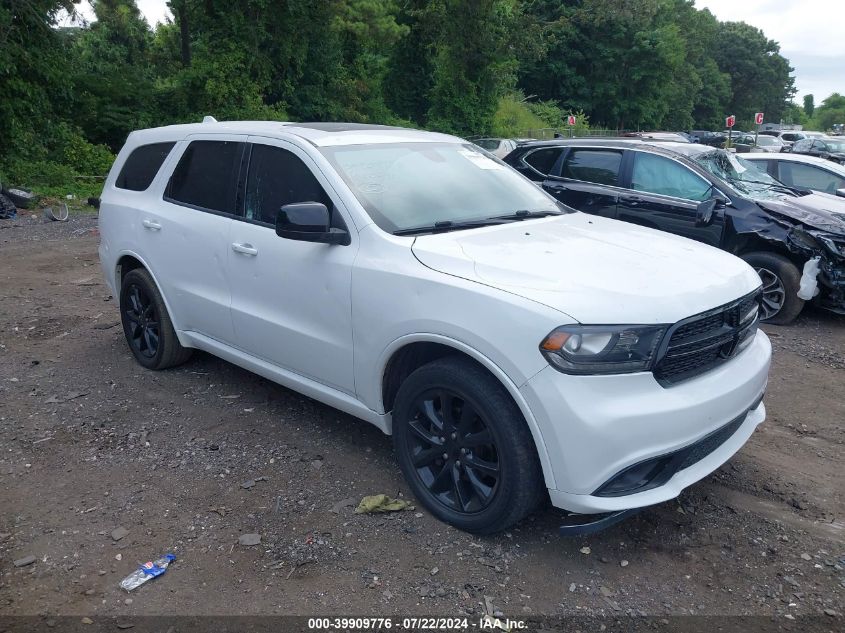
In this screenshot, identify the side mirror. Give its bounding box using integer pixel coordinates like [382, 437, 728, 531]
[836, 188, 845, 199]
[695, 198, 719, 227]
[276, 202, 350, 246]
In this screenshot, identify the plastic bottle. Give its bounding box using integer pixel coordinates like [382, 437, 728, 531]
[119, 553, 176, 592]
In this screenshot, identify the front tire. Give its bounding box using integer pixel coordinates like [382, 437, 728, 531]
[119, 269, 192, 369]
[741, 251, 804, 325]
[392, 356, 545, 534]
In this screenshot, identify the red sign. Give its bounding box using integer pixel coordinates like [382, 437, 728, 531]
[725, 115, 736, 128]
[755, 112, 764, 125]
[567, 115, 577, 126]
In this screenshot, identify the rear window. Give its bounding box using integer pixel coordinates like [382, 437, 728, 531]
[115, 142, 175, 191]
[524, 148, 564, 175]
[166, 140, 244, 214]
[561, 149, 623, 186]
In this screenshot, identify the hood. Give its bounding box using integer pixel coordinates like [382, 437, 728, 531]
[411, 213, 762, 325]
[756, 192, 845, 235]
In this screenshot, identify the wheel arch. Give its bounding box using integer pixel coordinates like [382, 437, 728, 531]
[114, 251, 191, 347]
[727, 231, 805, 268]
[378, 334, 557, 490]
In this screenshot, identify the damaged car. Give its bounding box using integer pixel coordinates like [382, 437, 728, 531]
[504, 139, 845, 323]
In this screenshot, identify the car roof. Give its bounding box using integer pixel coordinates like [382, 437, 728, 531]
[513, 137, 712, 159]
[743, 152, 845, 173]
[125, 119, 463, 147]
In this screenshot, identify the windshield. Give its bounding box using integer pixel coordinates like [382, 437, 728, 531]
[473, 139, 500, 151]
[320, 142, 564, 233]
[825, 139, 845, 152]
[756, 136, 782, 146]
[693, 149, 793, 199]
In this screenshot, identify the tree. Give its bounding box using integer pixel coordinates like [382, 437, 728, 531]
[0, 0, 76, 161]
[426, 0, 522, 135]
[803, 94, 814, 118]
[712, 21, 795, 127]
[812, 93, 845, 131]
[70, 0, 158, 149]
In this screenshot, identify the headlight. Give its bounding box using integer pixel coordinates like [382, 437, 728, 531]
[539, 325, 667, 375]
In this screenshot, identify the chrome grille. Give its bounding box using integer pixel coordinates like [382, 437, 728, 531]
[654, 289, 762, 386]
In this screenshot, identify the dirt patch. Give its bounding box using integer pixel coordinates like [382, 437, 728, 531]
[0, 216, 843, 620]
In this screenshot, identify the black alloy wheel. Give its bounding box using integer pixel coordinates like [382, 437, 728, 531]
[124, 282, 160, 359]
[392, 356, 545, 534]
[119, 268, 192, 370]
[405, 388, 500, 513]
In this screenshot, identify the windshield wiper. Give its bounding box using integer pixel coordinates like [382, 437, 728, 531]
[394, 209, 564, 236]
[489, 209, 564, 221]
[730, 178, 796, 196]
[393, 218, 512, 236]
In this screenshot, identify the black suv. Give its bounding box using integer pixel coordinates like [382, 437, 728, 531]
[503, 139, 845, 324]
[788, 137, 845, 164]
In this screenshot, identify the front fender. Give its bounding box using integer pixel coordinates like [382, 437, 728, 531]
[373, 332, 557, 490]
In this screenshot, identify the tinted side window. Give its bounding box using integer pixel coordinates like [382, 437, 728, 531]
[792, 139, 812, 152]
[245, 144, 334, 225]
[778, 162, 845, 194]
[561, 149, 622, 186]
[167, 140, 244, 213]
[115, 142, 175, 191]
[524, 148, 564, 176]
[748, 159, 772, 175]
[630, 152, 712, 201]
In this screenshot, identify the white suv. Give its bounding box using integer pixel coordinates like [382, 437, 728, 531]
[99, 120, 771, 534]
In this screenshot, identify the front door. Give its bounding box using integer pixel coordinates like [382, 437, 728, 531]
[227, 138, 358, 394]
[616, 150, 725, 247]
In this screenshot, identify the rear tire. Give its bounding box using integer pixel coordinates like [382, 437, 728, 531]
[741, 251, 804, 325]
[119, 269, 192, 369]
[392, 356, 545, 534]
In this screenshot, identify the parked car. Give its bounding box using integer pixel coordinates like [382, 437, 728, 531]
[743, 153, 845, 197]
[688, 130, 726, 146]
[759, 129, 807, 148]
[99, 120, 772, 535]
[472, 137, 518, 159]
[504, 138, 845, 323]
[732, 134, 785, 154]
[789, 137, 845, 164]
[623, 131, 691, 143]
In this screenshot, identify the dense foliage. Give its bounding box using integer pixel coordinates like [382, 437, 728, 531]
[0, 0, 831, 196]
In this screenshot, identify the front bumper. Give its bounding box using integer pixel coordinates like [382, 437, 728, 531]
[520, 330, 771, 514]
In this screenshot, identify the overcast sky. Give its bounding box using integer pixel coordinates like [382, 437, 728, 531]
[65, 0, 842, 104]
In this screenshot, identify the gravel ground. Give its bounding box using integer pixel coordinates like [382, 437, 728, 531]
[0, 213, 843, 626]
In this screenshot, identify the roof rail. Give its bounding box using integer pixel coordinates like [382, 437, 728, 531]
[202, 115, 218, 123]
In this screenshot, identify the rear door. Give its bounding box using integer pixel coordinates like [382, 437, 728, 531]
[139, 135, 245, 342]
[509, 146, 566, 182]
[616, 150, 724, 247]
[542, 147, 623, 218]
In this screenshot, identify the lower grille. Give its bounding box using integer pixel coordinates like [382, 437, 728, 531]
[654, 289, 762, 386]
[676, 415, 745, 471]
[594, 392, 762, 497]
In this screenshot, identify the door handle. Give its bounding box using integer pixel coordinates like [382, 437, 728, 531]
[142, 219, 162, 231]
[623, 196, 643, 206]
[231, 242, 258, 256]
